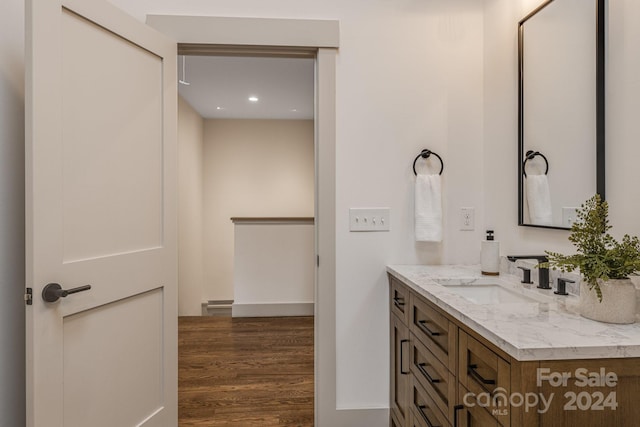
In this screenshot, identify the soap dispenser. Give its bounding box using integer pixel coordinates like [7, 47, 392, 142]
[481, 230, 500, 276]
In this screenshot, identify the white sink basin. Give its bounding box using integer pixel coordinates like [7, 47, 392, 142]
[439, 283, 540, 305]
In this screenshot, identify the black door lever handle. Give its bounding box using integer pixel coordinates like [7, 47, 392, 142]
[42, 283, 92, 303]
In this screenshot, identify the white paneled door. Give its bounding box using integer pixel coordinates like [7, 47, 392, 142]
[26, 0, 177, 426]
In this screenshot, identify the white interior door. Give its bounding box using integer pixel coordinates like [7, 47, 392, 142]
[25, 0, 177, 426]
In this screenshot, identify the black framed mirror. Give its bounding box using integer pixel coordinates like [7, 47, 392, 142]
[518, 0, 605, 230]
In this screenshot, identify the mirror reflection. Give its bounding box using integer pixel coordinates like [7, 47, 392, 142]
[518, 0, 604, 229]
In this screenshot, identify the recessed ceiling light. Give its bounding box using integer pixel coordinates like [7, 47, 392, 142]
[248, 96, 259, 102]
[291, 108, 298, 112]
[216, 106, 224, 110]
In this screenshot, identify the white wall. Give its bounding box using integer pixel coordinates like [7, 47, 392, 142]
[0, 0, 26, 425]
[178, 96, 205, 316]
[233, 221, 314, 312]
[202, 119, 314, 302]
[334, 4, 486, 407]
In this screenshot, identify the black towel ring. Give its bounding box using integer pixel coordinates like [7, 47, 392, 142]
[413, 149, 444, 176]
[522, 150, 549, 177]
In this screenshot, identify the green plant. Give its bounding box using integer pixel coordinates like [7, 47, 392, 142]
[544, 194, 640, 301]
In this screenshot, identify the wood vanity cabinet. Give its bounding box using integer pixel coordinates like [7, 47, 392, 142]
[389, 274, 640, 427]
[391, 275, 456, 427]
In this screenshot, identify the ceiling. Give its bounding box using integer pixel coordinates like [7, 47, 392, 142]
[177, 55, 314, 120]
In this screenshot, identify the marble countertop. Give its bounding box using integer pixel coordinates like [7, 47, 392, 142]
[387, 264, 640, 361]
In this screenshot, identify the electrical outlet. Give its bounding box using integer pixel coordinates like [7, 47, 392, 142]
[460, 207, 475, 231]
[562, 207, 579, 228]
[349, 208, 390, 232]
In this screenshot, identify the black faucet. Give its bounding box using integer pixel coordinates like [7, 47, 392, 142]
[555, 278, 575, 296]
[507, 255, 551, 289]
[516, 266, 533, 284]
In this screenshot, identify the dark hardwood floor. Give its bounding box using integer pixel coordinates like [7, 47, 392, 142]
[178, 316, 314, 426]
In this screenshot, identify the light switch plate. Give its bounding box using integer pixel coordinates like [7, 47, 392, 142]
[349, 208, 390, 232]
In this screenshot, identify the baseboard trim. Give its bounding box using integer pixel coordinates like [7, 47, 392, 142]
[321, 407, 389, 427]
[232, 302, 314, 317]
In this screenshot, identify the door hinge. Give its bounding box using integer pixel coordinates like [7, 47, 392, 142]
[317, 255, 320, 267]
[25, 288, 33, 305]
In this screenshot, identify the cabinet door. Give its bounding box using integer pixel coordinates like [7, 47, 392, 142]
[391, 313, 411, 425]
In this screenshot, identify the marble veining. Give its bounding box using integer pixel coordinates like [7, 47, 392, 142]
[387, 264, 640, 361]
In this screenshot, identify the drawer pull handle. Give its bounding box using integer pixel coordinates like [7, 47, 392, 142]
[417, 320, 441, 336]
[417, 404, 440, 427]
[417, 362, 441, 384]
[393, 297, 405, 309]
[400, 339, 410, 374]
[468, 364, 496, 385]
[453, 404, 464, 427]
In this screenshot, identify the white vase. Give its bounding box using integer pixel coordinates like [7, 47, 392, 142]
[579, 279, 637, 324]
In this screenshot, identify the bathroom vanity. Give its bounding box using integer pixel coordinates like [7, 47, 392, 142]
[388, 265, 640, 427]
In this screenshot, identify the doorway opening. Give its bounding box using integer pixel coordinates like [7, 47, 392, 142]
[177, 52, 316, 317]
[176, 48, 316, 425]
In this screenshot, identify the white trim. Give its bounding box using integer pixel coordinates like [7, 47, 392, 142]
[146, 15, 339, 48]
[328, 408, 390, 427]
[146, 15, 385, 427]
[314, 47, 338, 427]
[231, 302, 314, 317]
[230, 217, 314, 225]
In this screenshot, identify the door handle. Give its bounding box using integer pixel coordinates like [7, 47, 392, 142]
[417, 362, 441, 384]
[417, 320, 441, 336]
[468, 364, 496, 385]
[453, 404, 464, 427]
[42, 283, 91, 303]
[400, 339, 410, 374]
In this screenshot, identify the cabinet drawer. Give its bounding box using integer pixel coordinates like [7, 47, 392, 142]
[410, 377, 451, 427]
[458, 385, 500, 427]
[410, 335, 456, 421]
[410, 295, 456, 370]
[458, 331, 510, 426]
[390, 276, 410, 325]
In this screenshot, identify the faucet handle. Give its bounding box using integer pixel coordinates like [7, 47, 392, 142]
[517, 266, 533, 284]
[555, 278, 575, 296]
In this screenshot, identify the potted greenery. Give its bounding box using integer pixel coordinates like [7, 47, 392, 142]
[544, 194, 640, 324]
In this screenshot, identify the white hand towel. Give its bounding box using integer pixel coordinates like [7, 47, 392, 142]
[526, 174, 553, 225]
[415, 174, 442, 242]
